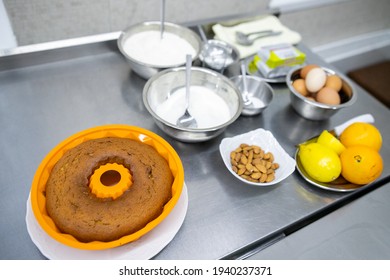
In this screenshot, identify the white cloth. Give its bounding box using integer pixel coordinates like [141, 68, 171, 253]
[212, 15, 302, 59]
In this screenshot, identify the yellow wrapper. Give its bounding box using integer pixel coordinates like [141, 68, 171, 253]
[249, 44, 306, 78]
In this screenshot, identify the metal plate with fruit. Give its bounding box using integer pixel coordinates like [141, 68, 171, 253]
[295, 140, 361, 192]
[295, 114, 384, 192]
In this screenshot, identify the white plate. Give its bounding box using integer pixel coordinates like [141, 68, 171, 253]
[219, 129, 295, 186]
[26, 184, 188, 259]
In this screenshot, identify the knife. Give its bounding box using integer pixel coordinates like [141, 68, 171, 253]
[299, 113, 375, 145]
[332, 113, 375, 136]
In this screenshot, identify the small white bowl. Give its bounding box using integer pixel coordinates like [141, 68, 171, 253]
[219, 128, 296, 186]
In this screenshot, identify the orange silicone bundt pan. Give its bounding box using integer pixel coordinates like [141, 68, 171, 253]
[30, 125, 184, 250]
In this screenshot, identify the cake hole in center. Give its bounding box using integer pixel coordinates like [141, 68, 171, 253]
[100, 170, 121, 187]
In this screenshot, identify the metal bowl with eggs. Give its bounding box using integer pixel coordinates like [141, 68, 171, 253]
[118, 21, 202, 79]
[143, 67, 243, 143]
[286, 65, 357, 121]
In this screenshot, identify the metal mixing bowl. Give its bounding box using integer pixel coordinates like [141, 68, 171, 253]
[230, 75, 274, 116]
[199, 39, 240, 73]
[287, 66, 357, 121]
[143, 67, 243, 142]
[118, 21, 202, 79]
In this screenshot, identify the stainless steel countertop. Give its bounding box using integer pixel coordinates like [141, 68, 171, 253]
[248, 181, 390, 259]
[1, 34, 389, 260]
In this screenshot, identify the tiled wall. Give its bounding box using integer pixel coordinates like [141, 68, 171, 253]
[3, 0, 268, 46]
[278, 0, 390, 47]
[3, 0, 390, 48]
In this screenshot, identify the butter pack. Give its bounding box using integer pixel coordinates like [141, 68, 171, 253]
[248, 44, 305, 78]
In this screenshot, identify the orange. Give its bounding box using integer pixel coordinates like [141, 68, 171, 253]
[339, 122, 382, 151]
[340, 145, 383, 185]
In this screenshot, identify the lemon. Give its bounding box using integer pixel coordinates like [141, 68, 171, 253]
[298, 142, 342, 183]
[317, 130, 346, 155]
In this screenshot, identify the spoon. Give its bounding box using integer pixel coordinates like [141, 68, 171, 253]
[176, 55, 197, 128]
[197, 25, 208, 42]
[235, 30, 282, 46]
[241, 62, 252, 107]
[160, 0, 166, 39]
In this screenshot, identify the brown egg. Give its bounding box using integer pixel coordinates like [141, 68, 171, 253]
[306, 96, 316, 102]
[300, 64, 319, 79]
[316, 87, 341, 105]
[325, 75, 342, 92]
[293, 79, 309, 96]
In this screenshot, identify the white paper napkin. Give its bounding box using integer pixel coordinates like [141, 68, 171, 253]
[212, 15, 302, 59]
